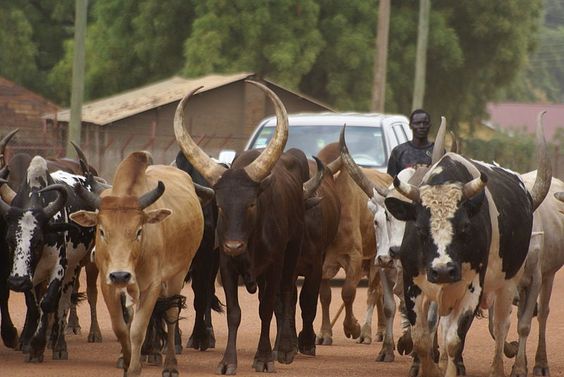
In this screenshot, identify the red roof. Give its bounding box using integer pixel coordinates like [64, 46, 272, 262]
[486, 102, 563, 140]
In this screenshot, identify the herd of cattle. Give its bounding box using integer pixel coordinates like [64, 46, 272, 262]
[0, 80, 562, 377]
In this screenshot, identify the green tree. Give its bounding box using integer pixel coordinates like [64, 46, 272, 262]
[183, 0, 324, 89]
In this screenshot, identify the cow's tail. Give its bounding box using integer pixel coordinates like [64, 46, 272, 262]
[71, 291, 87, 306]
[150, 295, 187, 350]
[211, 294, 225, 314]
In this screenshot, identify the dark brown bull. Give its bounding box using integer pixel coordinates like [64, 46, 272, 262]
[174, 80, 309, 375]
[288, 157, 341, 356]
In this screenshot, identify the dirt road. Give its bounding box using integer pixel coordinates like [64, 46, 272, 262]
[2, 271, 564, 377]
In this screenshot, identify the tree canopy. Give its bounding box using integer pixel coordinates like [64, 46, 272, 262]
[1, 0, 546, 127]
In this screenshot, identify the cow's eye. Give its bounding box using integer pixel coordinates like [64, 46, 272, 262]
[136, 228, 143, 240]
[99, 228, 105, 239]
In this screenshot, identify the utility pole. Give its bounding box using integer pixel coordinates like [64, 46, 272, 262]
[412, 0, 430, 110]
[67, 0, 88, 157]
[370, 0, 390, 112]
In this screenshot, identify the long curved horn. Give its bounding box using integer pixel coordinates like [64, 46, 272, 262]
[0, 167, 16, 204]
[74, 184, 101, 210]
[243, 80, 289, 182]
[138, 181, 165, 210]
[449, 130, 459, 153]
[431, 116, 447, 165]
[326, 156, 342, 175]
[529, 111, 552, 212]
[0, 129, 19, 168]
[40, 184, 68, 219]
[339, 126, 388, 198]
[174, 86, 227, 187]
[393, 176, 421, 203]
[303, 157, 325, 199]
[462, 173, 488, 199]
[71, 141, 90, 173]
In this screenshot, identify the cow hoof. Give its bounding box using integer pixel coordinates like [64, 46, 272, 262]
[25, 353, 44, 363]
[397, 333, 413, 355]
[357, 335, 372, 345]
[146, 353, 163, 366]
[344, 321, 361, 339]
[175, 343, 183, 355]
[277, 349, 296, 364]
[315, 334, 332, 345]
[53, 349, 69, 360]
[87, 328, 103, 343]
[408, 364, 419, 377]
[456, 363, 466, 376]
[252, 359, 275, 373]
[162, 368, 179, 377]
[1, 326, 18, 349]
[298, 343, 315, 356]
[66, 325, 82, 336]
[533, 365, 550, 376]
[374, 331, 384, 342]
[504, 341, 519, 358]
[375, 348, 394, 362]
[216, 361, 237, 375]
[510, 365, 527, 377]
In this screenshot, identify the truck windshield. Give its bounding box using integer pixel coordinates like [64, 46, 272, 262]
[250, 125, 387, 168]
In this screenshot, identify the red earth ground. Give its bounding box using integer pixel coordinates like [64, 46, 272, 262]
[2, 270, 564, 377]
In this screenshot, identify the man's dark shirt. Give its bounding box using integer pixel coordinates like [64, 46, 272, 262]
[387, 141, 434, 177]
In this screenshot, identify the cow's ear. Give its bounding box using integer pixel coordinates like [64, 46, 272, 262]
[385, 197, 416, 221]
[145, 208, 172, 224]
[70, 210, 98, 227]
[463, 189, 485, 217]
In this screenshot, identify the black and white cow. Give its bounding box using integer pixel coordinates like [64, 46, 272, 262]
[385, 116, 551, 377]
[0, 156, 95, 362]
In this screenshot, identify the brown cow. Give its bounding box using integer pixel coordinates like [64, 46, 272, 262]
[174, 80, 309, 375]
[70, 151, 204, 376]
[315, 142, 392, 346]
[291, 157, 341, 356]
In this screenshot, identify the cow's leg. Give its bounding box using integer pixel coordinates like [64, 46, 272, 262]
[66, 269, 81, 335]
[409, 293, 441, 377]
[20, 290, 40, 353]
[27, 308, 50, 363]
[85, 260, 102, 343]
[0, 282, 18, 349]
[298, 263, 320, 356]
[375, 267, 395, 362]
[533, 273, 555, 377]
[188, 263, 207, 351]
[342, 255, 362, 339]
[216, 258, 241, 375]
[252, 274, 278, 372]
[162, 304, 180, 377]
[127, 286, 160, 376]
[277, 241, 301, 364]
[317, 265, 338, 345]
[103, 286, 131, 371]
[510, 264, 541, 377]
[358, 264, 378, 345]
[489, 282, 516, 377]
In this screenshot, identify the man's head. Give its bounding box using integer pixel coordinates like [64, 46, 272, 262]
[409, 109, 431, 140]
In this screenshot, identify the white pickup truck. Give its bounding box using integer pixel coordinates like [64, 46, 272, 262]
[220, 112, 412, 173]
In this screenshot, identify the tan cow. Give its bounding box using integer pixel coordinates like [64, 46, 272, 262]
[70, 151, 204, 377]
[315, 143, 392, 346]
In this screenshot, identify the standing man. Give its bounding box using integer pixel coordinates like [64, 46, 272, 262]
[387, 109, 434, 176]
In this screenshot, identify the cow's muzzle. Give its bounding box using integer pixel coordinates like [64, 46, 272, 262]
[427, 263, 461, 284]
[109, 271, 132, 285]
[375, 255, 394, 268]
[8, 276, 33, 292]
[222, 240, 247, 256]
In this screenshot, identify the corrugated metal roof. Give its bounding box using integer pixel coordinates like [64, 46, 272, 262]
[46, 72, 255, 126]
